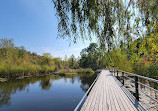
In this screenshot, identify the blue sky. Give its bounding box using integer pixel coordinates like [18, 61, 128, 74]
[0, 0, 96, 58]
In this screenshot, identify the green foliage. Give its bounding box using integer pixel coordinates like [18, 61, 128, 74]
[53, 57, 62, 70]
[60, 68, 77, 74]
[68, 54, 79, 69]
[0, 39, 90, 78]
[106, 34, 158, 78]
[41, 65, 55, 73]
[0, 39, 57, 78]
[59, 68, 94, 75]
[53, 0, 157, 49]
[79, 33, 157, 78]
[77, 68, 95, 74]
[53, 0, 157, 79]
[0, 63, 42, 77]
[79, 43, 100, 70]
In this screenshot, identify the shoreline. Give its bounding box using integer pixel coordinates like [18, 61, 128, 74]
[0, 71, 95, 82]
[0, 73, 55, 82]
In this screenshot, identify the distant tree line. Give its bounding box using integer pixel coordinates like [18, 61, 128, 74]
[0, 38, 81, 78]
[0, 28, 157, 78]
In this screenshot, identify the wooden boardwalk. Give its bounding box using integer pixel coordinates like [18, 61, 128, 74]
[80, 70, 144, 111]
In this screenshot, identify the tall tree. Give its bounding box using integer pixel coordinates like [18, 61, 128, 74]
[52, 0, 157, 48]
[79, 43, 99, 70]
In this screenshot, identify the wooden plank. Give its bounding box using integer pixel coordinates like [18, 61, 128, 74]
[111, 77, 137, 111]
[81, 85, 96, 111]
[109, 77, 121, 111]
[82, 72, 102, 111]
[80, 70, 141, 111]
[111, 77, 129, 111]
[107, 76, 116, 111]
[82, 79, 98, 110]
[98, 78, 103, 111]
[89, 76, 101, 111]
[93, 74, 102, 111]
[102, 75, 108, 111]
[104, 74, 111, 111]
[81, 74, 100, 111]
[113, 77, 145, 111]
[111, 81, 125, 111]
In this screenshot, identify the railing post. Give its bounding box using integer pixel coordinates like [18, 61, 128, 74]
[135, 76, 139, 101]
[114, 68, 115, 76]
[122, 72, 124, 85]
[117, 70, 118, 77]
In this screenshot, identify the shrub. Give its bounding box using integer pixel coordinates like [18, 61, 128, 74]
[0, 64, 9, 77]
[41, 65, 55, 73]
[77, 68, 94, 74]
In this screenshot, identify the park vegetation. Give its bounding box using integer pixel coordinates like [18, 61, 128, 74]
[59, 68, 94, 75]
[0, 39, 94, 78]
[0, 0, 157, 79]
[0, 29, 157, 79]
[53, 0, 158, 79]
[79, 27, 158, 78]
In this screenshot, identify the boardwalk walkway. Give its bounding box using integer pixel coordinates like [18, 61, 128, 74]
[80, 70, 144, 111]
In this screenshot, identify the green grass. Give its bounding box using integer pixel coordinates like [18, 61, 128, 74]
[0, 63, 55, 78]
[77, 68, 95, 74]
[0, 63, 94, 78]
[58, 68, 95, 75]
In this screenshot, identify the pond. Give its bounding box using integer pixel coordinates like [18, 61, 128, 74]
[0, 74, 97, 111]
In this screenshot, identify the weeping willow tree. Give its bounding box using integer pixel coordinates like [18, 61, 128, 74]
[52, 0, 157, 49]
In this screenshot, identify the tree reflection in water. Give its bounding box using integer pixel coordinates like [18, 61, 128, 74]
[39, 77, 52, 90]
[0, 73, 97, 107]
[0, 89, 11, 107]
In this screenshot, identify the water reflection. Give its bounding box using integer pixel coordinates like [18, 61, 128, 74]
[0, 73, 96, 111]
[39, 77, 52, 90]
[0, 89, 11, 107]
[79, 74, 97, 92]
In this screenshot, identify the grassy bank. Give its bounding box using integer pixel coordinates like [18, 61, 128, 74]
[0, 39, 82, 79]
[0, 67, 94, 80]
[58, 68, 95, 75]
[0, 63, 55, 78]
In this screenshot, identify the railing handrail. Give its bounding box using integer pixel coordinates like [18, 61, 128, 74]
[117, 70, 158, 83]
[113, 68, 158, 104]
[74, 72, 100, 111]
[123, 75, 158, 93]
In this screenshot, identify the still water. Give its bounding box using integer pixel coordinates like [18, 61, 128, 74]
[0, 74, 97, 111]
